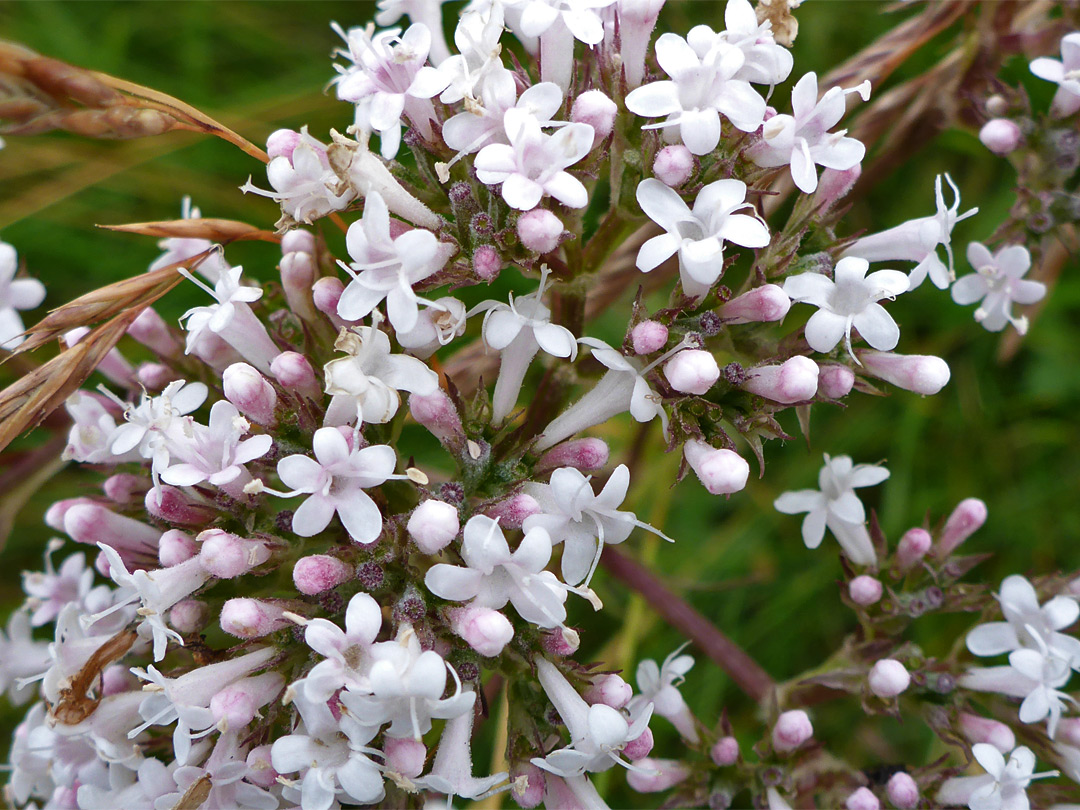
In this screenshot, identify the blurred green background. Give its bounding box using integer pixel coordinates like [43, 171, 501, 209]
[1, 1, 1078, 805]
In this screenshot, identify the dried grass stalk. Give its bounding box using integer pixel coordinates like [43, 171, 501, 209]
[100, 217, 279, 244]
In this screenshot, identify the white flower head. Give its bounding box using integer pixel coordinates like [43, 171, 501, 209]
[952, 243, 1046, 335]
[1030, 32, 1080, 118]
[627, 644, 698, 742]
[635, 177, 770, 300]
[773, 453, 889, 565]
[303, 591, 384, 702]
[0, 240, 46, 350]
[438, 4, 506, 104]
[967, 575, 1080, 667]
[159, 400, 272, 490]
[784, 256, 909, 361]
[936, 744, 1058, 810]
[713, 0, 793, 86]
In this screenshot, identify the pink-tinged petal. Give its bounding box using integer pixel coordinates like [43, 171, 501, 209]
[501, 174, 545, 210]
[625, 82, 682, 118]
[544, 172, 588, 209]
[336, 490, 383, 544]
[813, 135, 864, 170]
[1030, 57, 1065, 83]
[172, 382, 209, 414]
[425, 564, 484, 601]
[337, 757, 385, 805]
[1010, 279, 1046, 306]
[442, 112, 495, 155]
[783, 272, 834, 306]
[679, 109, 722, 156]
[966, 623, 1020, 657]
[852, 304, 900, 351]
[718, 213, 771, 249]
[804, 309, 849, 353]
[484, 308, 526, 350]
[8, 278, 45, 310]
[966, 241, 995, 269]
[518, 82, 564, 121]
[801, 509, 827, 549]
[951, 273, 989, 305]
[292, 494, 337, 537]
[345, 591, 382, 643]
[636, 233, 680, 273]
[1043, 595, 1079, 630]
[473, 144, 518, 182]
[774, 489, 823, 515]
[338, 280, 386, 321]
[995, 245, 1031, 277]
[1000, 574, 1040, 614]
[551, 123, 595, 166]
[277, 454, 325, 492]
[714, 80, 767, 132]
[271, 735, 317, 774]
[519, 0, 560, 37]
[790, 72, 819, 118]
[408, 66, 450, 100]
[789, 138, 818, 193]
[1051, 84, 1080, 117]
[312, 426, 350, 468]
[235, 434, 273, 465]
[304, 618, 346, 658]
[350, 444, 397, 485]
[160, 464, 208, 487]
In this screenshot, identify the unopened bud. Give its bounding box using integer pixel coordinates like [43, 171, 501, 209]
[631, 320, 669, 354]
[815, 164, 862, 209]
[46, 497, 95, 531]
[407, 500, 460, 554]
[63, 502, 159, 552]
[473, 244, 503, 280]
[664, 349, 720, 395]
[885, 772, 919, 809]
[266, 128, 301, 160]
[858, 351, 950, 396]
[868, 659, 910, 698]
[158, 529, 198, 567]
[536, 438, 610, 473]
[626, 758, 690, 793]
[817, 364, 855, 399]
[684, 440, 749, 495]
[895, 528, 931, 571]
[743, 356, 819, 403]
[979, 119, 1021, 155]
[293, 554, 352, 595]
[280, 229, 315, 255]
[711, 736, 739, 766]
[772, 710, 813, 752]
[517, 209, 564, 254]
[280, 251, 319, 323]
[483, 493, 541, 529]
[719, 285, 791, 324]
[312, 277, 350, 329]
[849, 575, 883, 606]
[103, 473, 146, 504]
[937, 498, 987, 556]
[384, 737, 427, 779]
[409, 389, 464, 450]
[271, 351, 322, 401]
[170, 599, 209, 634]
[101, 664, 136, 696]
[136, 362, 175, 391]
[622, 726, 654, 761]
[223, 362, 278, 426]
[653, 145, 694, 187]
[127, 307, 181, 357]
[246, 745, 279, 789]
[584, 673, 633, 709]
[511, 763, 546, 809]
[985, 94, 1009, 117]
[198, 529, 272, 579]
[145, 485, 217, 526]
[845, 786, 880, 810]
[220, 598, 292, 638]
[541, 627, 578, 656]
[958, 712, 1015, 753]
[449, 605, 514, 656]
[572, 90, 617, 144]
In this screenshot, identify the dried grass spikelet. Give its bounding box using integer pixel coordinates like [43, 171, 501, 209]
[100, 217, 280, 245]
[48, 628, 137, 726]
[0, 40, 266, 162]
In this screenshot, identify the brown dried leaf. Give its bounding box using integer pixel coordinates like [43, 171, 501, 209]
[49, 628, 137, 726]
[171, 776, 212, 810]
[100, 217, 279, 244]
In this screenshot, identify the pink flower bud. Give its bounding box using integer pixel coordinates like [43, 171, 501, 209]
[511, 763, 546, 809]
[772, 710, 813, 752]
[280, 251, 319, 323]
[223, 362, 278, 426]
[584, 674, 633, 709]
[198, 529, 272, 579]
[312, 277, 351, 329]
[293, 555, 352, 595]
[868, 659, 910, 698]
[158, 530, 198, 567]
[664, 349, 720, 395]
[280, 229, 315, 255]
[136, 363, 175, 391]
[267, 128, 301, 160]
[958, 713, 1015, 753]
[536, 438, 610, 474]
[101, 664, 136, 696]
[246, 745, 279, 789]
[46, 497, 95, 531]
[572, 90, 617, 144]
[170, 599, 209, 634]
[541, 627, 579, 656]
[626, 758, 690, 793]
[719, 285, 791, 324]
[858, 351, 951, 396]
[145, 486, 217, 526]
[271, 351, 322, 401]
[190, 330, 243, 370]
[684, 440, 750, 495]
[103, 473, 146, 504]
[845, 786, 880, 810]
[711, 736, 739, 766]
[936, 498, 987, 557]
[220, 598, 292, 638]
[743, 356, 819, 403]
[384, 737, 427, 779]
[127, 307, 182, 357]
[449, 605, 514, 656]
[64, 502, 160, 555]
[631, 320, 669, 355]
[818, 364, 855, 399]
[211, 684, 258, 729]
[653, 145, 694, 187]
[849, 575, 883, 606]
[622, 726, 654, 761]
[886, 773, 920, 809]
[815, 164, 862, 209]
[473, 244, 503, 280]
[895, 528, 931, 571]
[65, 327, 134, 386]
[407, 500, 460, 554]
[409, 390, 464, 450]
[483, 493, 541, 529]
[1059, 717, 1080, 747]
[979, 119, 1021, 155]
[517, 209, 564, 254]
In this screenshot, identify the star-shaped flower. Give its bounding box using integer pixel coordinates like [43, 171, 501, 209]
[951, 243, 1046, 335]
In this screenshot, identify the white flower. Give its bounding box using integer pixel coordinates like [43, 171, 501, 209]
[338, 192, 453, 333]
[746, 72, 870, 194]
[516, 0, 614, 46]
[438, 4, 506, 104]
[784, 256, 909, 361]
[275, 427, 400, 544]
[148, 196, 230, 283]
[322, 325, 439, 427]
[396, 295, 467, 357]
[473, 267, 578, 422]
[936, 744, 1058, 810]
[108, 380, 208, 480]
[635, 178, 770, 299]
[627, 645, 698, 742]
[967, 575, 1080, 667]
[339, 625, 475, 739]
[0, 240, 46, 350]
[713, 0, 793, 85]
[333, 23, 449, 159]
[62, 391, 133, 465]
[1030, 32, 1080, 118]
[155, 732, 278, 810]
[1008, 639, 1076, 738]
[842, 173, 977, 290]
[425, 515, 570, 629]
[474, 108, 594, 210]
[625, 32, 766, 154]
[952, 243, 1046, 334]
[22, 547, 96, 628]
[412, 706, 509, 800]
[773, 453, 889, 566]
[159, 401, 272, 491]
[303, 591, 384, 702]
[376, 0, 453, 63]
[0, 611, 51, 705]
